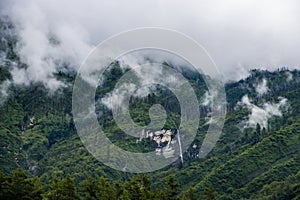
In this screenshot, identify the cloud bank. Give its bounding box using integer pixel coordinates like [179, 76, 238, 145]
[239, 95, 288, 129]
[0, 0, 300, 90]
[255, 79, 269, 96]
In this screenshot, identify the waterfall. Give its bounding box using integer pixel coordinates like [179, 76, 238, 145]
[177, 129, 183, 164]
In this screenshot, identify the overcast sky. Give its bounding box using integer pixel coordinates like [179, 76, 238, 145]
[1, 0, 300, 85]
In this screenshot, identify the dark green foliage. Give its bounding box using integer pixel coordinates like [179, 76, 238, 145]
[1, 67, 300, 199]
[1, 17, 300, 199]
[165, 176, 179, 199]
[203, 187, 215, 200]
[253, 170, 300, 199]
[0, 66, 11, 83]
[42, 175, 79, 200]
[180, 187, 195, 200]
[123, 175, 154, 200]
[0, 169, 43, 200]
[0, 170, 189, 200]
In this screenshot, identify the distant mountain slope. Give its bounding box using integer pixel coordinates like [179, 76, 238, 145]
[0, 16, 300, 199]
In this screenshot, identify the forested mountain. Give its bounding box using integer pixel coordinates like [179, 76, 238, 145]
[0, 17, 300, 199]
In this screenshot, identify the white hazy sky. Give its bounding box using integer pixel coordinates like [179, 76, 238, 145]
[1, 0, 300, 84]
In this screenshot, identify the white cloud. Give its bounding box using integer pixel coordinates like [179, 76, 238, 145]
[101, 83, 137, 110]
[255, 79, 269, 96]
[201, 91, 213, 107]
[285, 71, 293, 81]
[239, 95, 288, 129]
[0, 0, 299, 90]
[0, 80, 11, 104]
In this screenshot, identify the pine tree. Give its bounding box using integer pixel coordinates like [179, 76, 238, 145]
[43, 175, 79, 200]
[204, 187, 215, 200]
[124, 175, 154, 200]
[181, 187, 195, 200]
[165, 176, 179, 200]
[0, 169, 43, 200]
[80, 177, 99, 200]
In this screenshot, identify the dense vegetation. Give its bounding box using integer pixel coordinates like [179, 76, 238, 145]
[2, 168, 297, 200]
[0, 17, 300, 199]
[0, 169, 208, 200]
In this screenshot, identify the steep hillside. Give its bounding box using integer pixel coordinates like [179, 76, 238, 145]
[0, 17, 300, 199]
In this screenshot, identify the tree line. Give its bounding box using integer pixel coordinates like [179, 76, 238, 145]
[0, 169, 218, 200]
